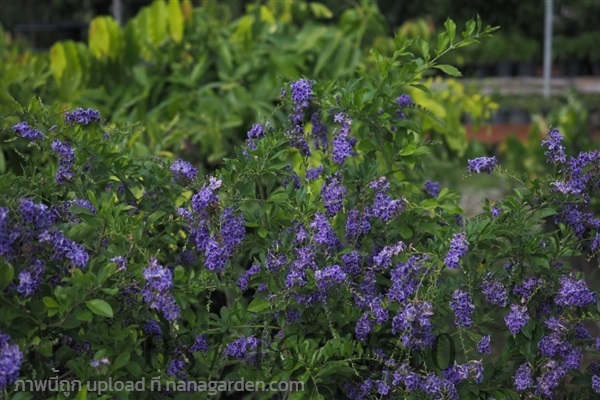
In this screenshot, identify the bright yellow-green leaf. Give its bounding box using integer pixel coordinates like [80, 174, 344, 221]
[168, 0, 184, 43]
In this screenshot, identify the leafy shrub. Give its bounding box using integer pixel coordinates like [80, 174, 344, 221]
[1, 16, 599, 400]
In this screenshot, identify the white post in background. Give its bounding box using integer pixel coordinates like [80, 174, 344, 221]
[112, 0, 124, 25]
[543, 0, 554, 98]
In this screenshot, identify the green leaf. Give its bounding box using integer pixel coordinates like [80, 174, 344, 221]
[444, 18, 456, 43]
[168, 0, 184, 43]
[42, 296, 59, 309]
[112, 352, 131, 371]
[85, 299, 114, 318]
[0, 263, 14, 291]
[433, 64, 462, 77]
[247, 297, 270, 313]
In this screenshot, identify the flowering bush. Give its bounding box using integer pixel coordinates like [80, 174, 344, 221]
[1, 17, 599, 400]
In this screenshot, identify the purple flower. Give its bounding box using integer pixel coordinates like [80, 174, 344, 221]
[345, 208, 371, 239]
[355, 312, 374, 341]
[110, 256, 127, 272]
[306, 166, 324, 180]
[513, 277, 543, 301]
[310, 113, 328, 150]
[0, 331, 23, 390]
[541, 128, 567, 164]
[64, 107, 100, 125]
[315, 265, 346, 291]
[90, 358, 110, 368]
[223, 336, 258, 360]
[467, 156, 498, 174]
[513, 363, 533, 391]
[593, 233, 600, 251]
[166, 358, 185, 377]
[170, 159, 198, 183]
[554, 275, 597, 308]
[505, 304, 530, 334]
[204, 238, 228, 272]
[220, 208, 245, 252]
[373, 242, 406, 270]
[290, 79, 313, 110]
[143, 259, 173, 291]
[372, 192, 406, 221]
[341, 251, 362, 274]
[450, 289, 475, 328]
[444, 233, 468, 269]
[50, 139, 75, 184]
[396, 94, 415, 107]
[143, 320, 162, 337]
[321, 175, 347, 217]
[247, 124, 266, 140]
[392, 301, 435, 350]
[237, 264, 261, 291]
[477, 335, 491, 354]
[481, 276, 508, 307]
[593, 375, 600, 394]
[190, 334, 209, 354]
[310, 212, 339, 249]
[17, 259, 44, 297]
[491, 206, 502, 218]
[11, 121, 45, 141]
[423, 180, 440, 197]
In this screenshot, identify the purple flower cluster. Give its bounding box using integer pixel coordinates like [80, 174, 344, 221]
[170, 159, 198, 183]
[143, 320, 162, 337]
[481, 275, 508, 307]
[388, 255, 428, 304]
[310, 212, 340, 249]
[450, 290, 475, 328]
[477, 335, 491, 354]
[310, 113, 329, 150]
[50, 139, 75, 183]
[444, 232, 468, 269]
[373, 242, 406, 270]
[64, 107, 100, 125]
[345, 208, 371, 239]
[11, 121, 45, 141]
[392, 301, 435, 350]
[237, 264, 260, 291]
[315, 265, 346, 291]
[423, 180, 440, 197]
[290, 79, 313, 111]
[505, 304, 530, 334]
[370, 178, 406, 221]
[190, 334, 209, 354]
[467, 156, 498, 174]
[332, 113, 356, 164]
[39, 229, 89, 268]
[513, 277, 543, 301]
[223, 336, 259, 361]
[306, 166, 324, 180]
[355, 312, 374, 341]
[541, 128, 567, 164]
[554, 275, 597, 307]
[396, 94, 415, 107]
[513, 363, 533, 391]
[141, 258, 180, 321]
[166, 358, 186, 377]
[321, 174, 347, 217]
[191, 177, 221, 215]
[247, 123, 266, 140]
[0, 331, 23, 390]
[17, 259, 44, 297]
[110, 255, 127, 272]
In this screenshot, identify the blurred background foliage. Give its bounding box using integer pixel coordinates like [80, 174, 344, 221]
[1, 0, 501, 173]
